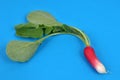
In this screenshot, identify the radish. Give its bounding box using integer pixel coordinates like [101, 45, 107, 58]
[84, 46, 107, 73]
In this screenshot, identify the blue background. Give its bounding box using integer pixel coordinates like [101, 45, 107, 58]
[0, 0, 120, 80]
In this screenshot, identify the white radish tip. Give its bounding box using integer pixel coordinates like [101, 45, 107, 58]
[95, 63, 107, 74]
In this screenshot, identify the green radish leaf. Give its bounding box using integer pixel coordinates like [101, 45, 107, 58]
[62, 24, 85, 39]
[44, 26, 53, 35]
[52, 26, 65, 33]
[6, 10, 90, 62]
[6, 41, 40, 62]
[15, 23, 38, 29]
[27, 11, 61, 26]
[15, 23, 44, 38]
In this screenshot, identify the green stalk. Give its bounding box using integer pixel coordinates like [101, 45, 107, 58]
[36, 26, 90, 46]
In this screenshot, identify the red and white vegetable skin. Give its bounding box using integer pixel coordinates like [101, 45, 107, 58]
[84, 46, 107, 73]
